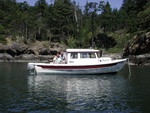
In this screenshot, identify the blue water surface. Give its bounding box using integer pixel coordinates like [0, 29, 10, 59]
[0, 62, 150, 113]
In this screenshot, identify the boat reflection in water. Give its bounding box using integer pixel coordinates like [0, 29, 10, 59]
[27, 74, 132, 112]
[66, 75, 111, 110]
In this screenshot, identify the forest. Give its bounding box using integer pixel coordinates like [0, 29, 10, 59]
[0, 0, 149, 53]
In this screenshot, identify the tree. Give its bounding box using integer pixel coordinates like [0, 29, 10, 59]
[138, 1, 150, 31]
[48, 0, 75, 43]
[0, 0, 18, 35]
[83, 2, 99, 47]
[95, 33, 117, 49]
[34, 0, 48, 40]
[98, 2, 112, 33]
[120, 0, 148, 32]
[17, 2, 30, 38]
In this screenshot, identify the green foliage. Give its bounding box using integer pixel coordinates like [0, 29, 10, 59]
[0, 35, 7, 44]
[74, 28, 92, 48]
[107, 47, 123, 53]
[107, 31, 131, 53]
[120, 0, 149, 33]
[67, 36, 76, 48]
[0, 24, 6, 44]
[95, 33, 117, 49]
[138, 2, 150, 31]
[0, 0, 149, 53]
[0, 24, 4, 34]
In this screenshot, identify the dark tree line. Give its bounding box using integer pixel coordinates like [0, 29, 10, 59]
[0, 0, 149, 48]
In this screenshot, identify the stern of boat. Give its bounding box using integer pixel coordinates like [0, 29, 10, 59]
[27, 63, 37, 75]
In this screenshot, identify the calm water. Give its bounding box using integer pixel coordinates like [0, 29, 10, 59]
[0, 62, 150, 113]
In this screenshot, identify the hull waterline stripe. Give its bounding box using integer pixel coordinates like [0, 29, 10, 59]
[36, 63, 118, 70]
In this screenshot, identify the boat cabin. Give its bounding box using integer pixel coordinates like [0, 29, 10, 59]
[66, 49, 108, 64]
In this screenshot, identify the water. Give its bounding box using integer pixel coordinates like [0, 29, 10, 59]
[0, 62, 150, 113]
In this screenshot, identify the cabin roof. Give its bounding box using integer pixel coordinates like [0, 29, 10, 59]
[66, 49, 99, 52]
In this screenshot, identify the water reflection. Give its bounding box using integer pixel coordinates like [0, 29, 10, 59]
[66, 75, 111, 111]
[1, 62, 150, 112]
[28, 74, 135, 112]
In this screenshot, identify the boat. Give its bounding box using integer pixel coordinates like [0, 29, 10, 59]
[27, 49, 127, 75]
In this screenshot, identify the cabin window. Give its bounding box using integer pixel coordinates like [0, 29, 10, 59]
[70, 52, 78, 59]
[80, 52, 96, 58]
[80, 52, 87, 58]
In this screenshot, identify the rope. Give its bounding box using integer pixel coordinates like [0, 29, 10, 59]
[127, 58, 131, 78]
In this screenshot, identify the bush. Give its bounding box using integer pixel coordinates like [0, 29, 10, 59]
[0, 35, 7, 44]
[67, 36, 76, 48]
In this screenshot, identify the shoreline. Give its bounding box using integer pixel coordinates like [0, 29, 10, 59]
[0, 53, 150, 65]
[0, 54, 54, 63]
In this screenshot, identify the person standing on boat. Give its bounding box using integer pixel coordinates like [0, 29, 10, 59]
[53, 52, 62, 64]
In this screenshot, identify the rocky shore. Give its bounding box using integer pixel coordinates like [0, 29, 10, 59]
[122, 32, 150, 65]
[0, 49, 150, 65]
[0, 53, 54, 62]
[128, 54, 150, 65]
[0, 34, 150, 65]
[0, 40, 66, 62]
[103, 53, 150, 65]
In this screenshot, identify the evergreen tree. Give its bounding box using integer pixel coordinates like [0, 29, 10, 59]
[138, 1, 150, 31]
[17, 1, 30, 38]
[120, 0, 148, 32]
[34, 0, 48, 40]
[0, 0, 149, 50]
[83, 2, 99, 47]
[98, 2, 112, 33]
[48, 0, 75, 43]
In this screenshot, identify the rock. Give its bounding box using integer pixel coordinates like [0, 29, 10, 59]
[103, 53, 122, 59]
[24, 49, 36, 55]
[0, 45, 17, 55]
[11, 42, 28, 55]
[38, 48, 50, 55]
[49, 49, 59, 55]
[128, 54, 150, 65]
[34, 55, 54, 62]
[0, 39, 67, 62]
[14, 54, 35, 61]
[123, 32, 150, 57]
[0, 53, 14, 61]
[25, 48, 51, 55]
[0, 42, 28, 56]
[14, 54, 54, 62]
[0, 45, 6, 53]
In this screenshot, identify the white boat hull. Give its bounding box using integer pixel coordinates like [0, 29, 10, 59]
[28, 59, 126, 75]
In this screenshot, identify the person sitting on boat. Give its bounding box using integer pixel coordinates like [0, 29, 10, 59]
[53, 52, 62, 64]
[60, 51, 67, 63]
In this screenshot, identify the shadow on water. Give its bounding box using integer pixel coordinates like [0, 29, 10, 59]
[0, 62, 150, 113]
